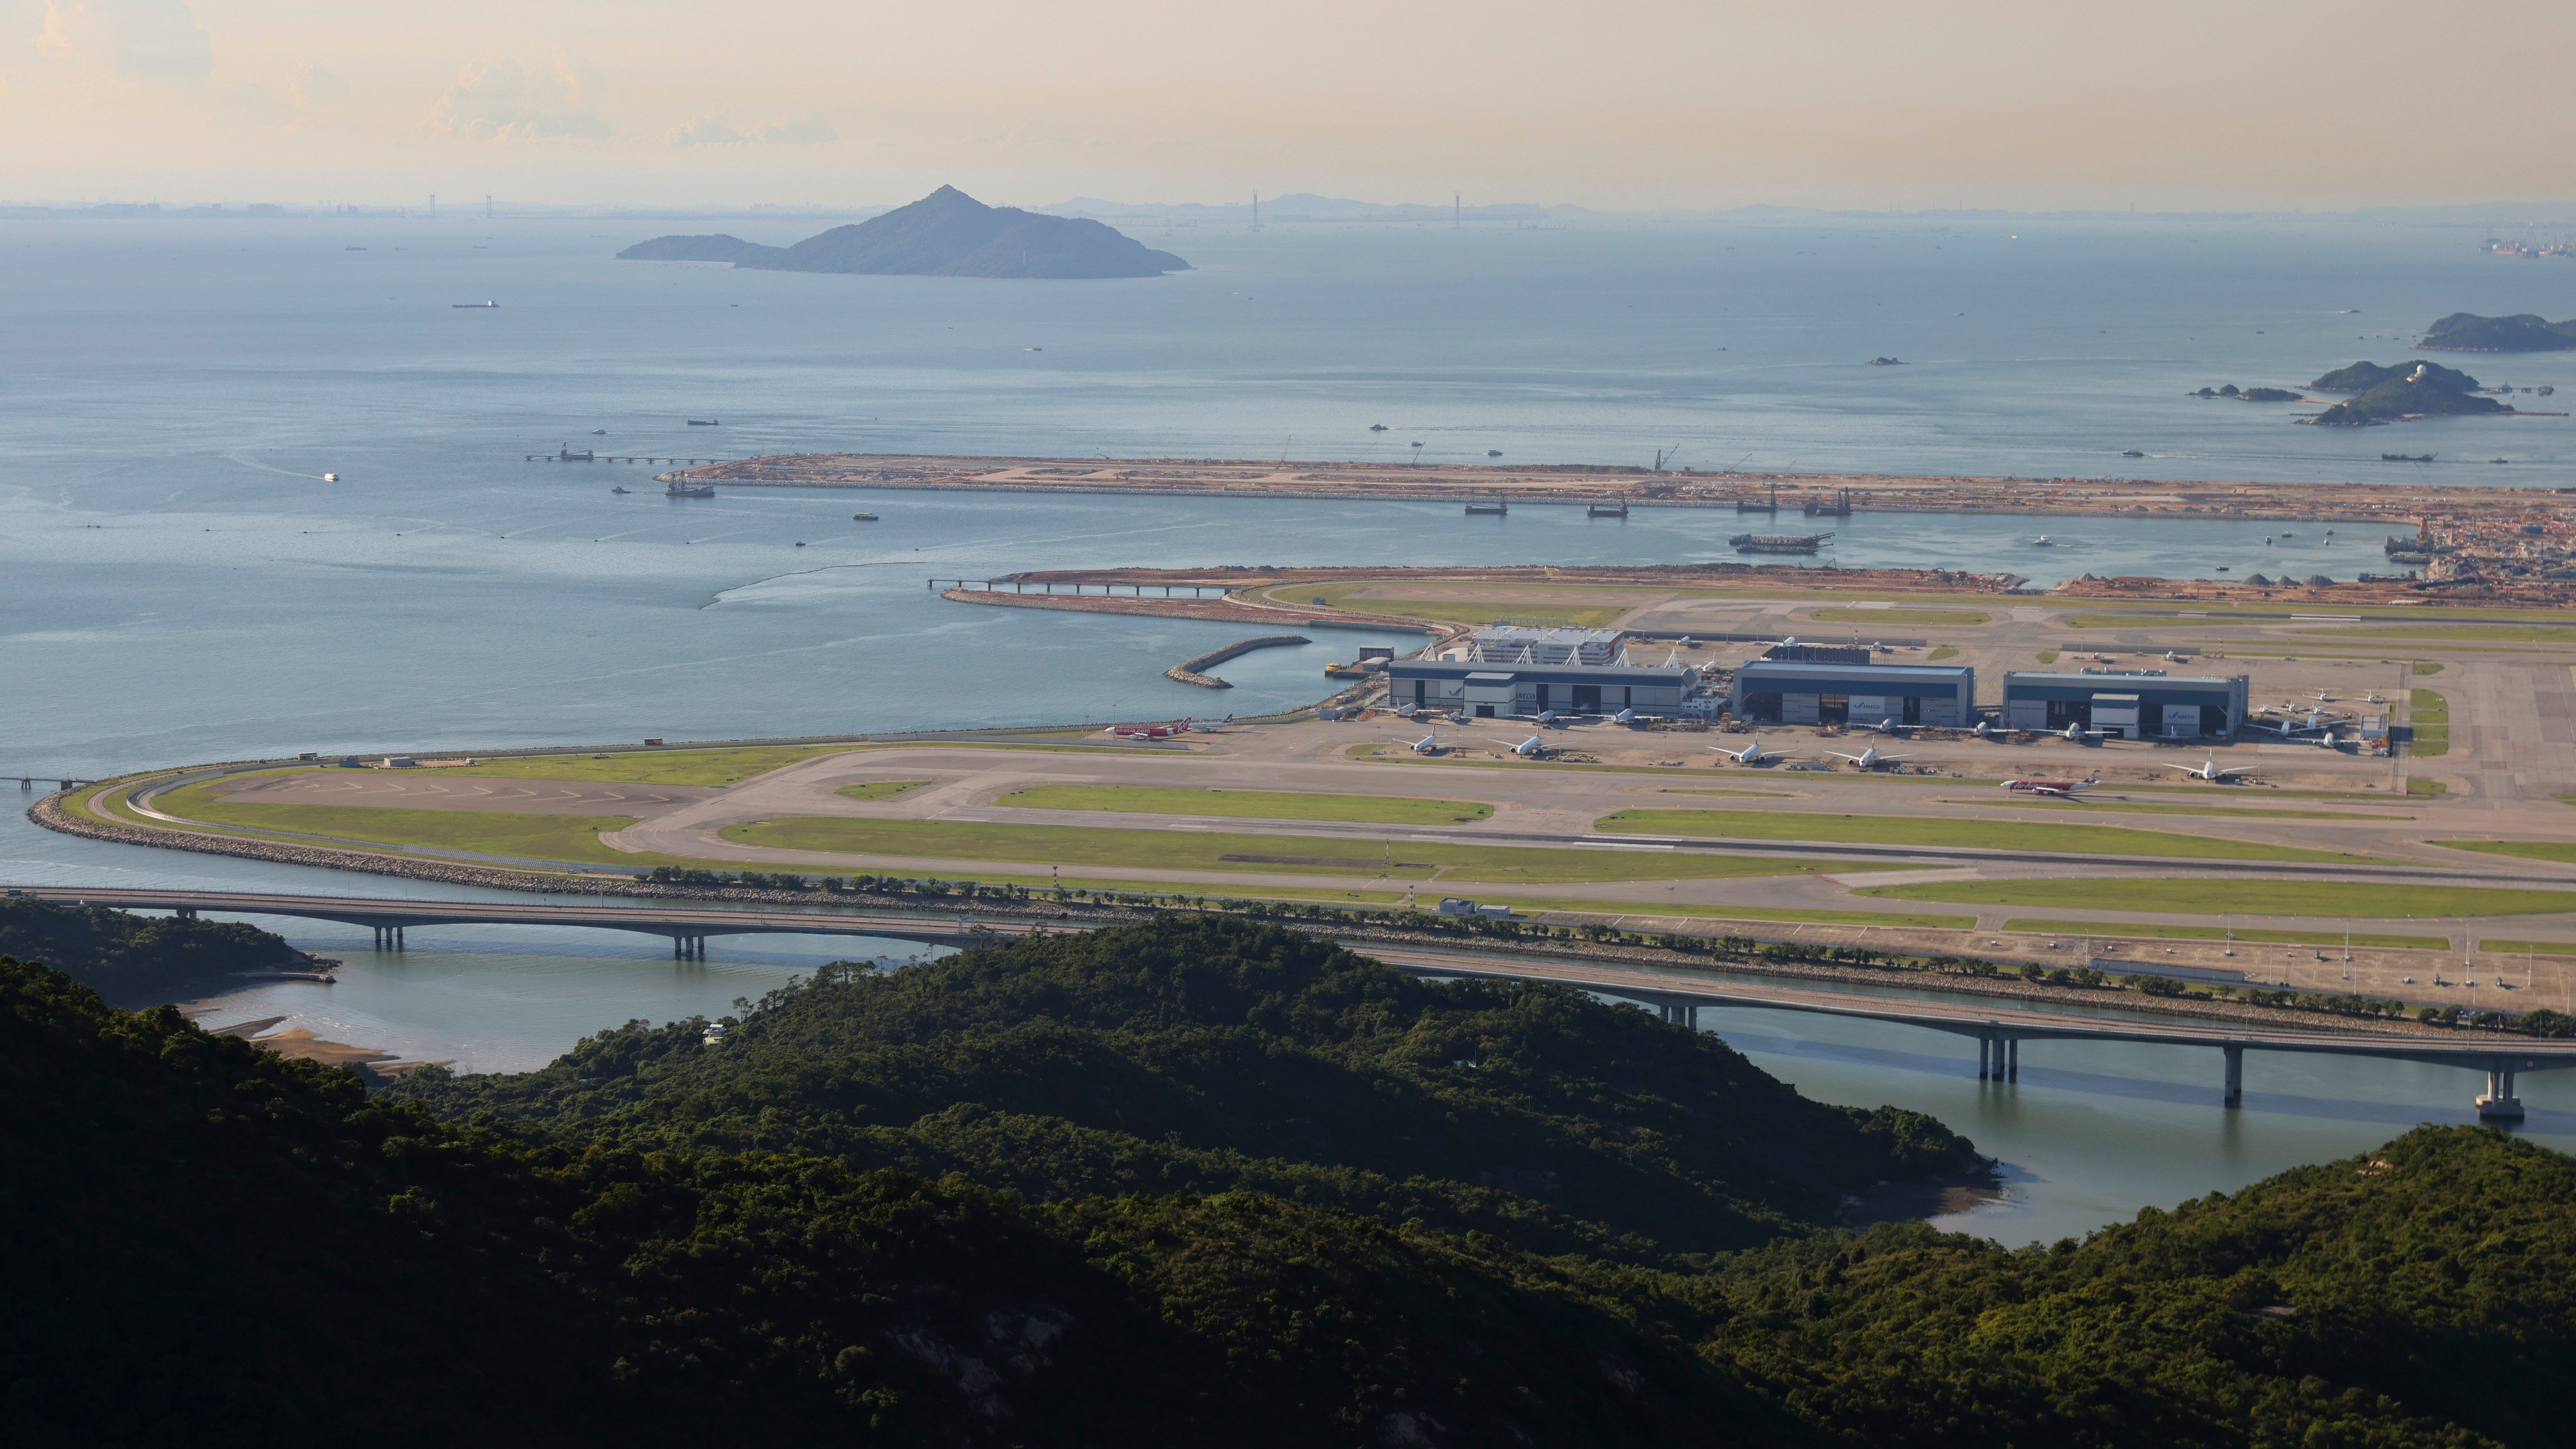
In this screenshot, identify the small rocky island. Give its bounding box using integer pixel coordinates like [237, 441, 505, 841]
[2304, 360, 2509, 427]
[618, 185, 1190, 279]
[2192, 384, 2304, 401]
[2415, 313, 2576, 353]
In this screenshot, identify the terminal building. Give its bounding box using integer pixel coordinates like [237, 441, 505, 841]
[1390, 625, 1698, 716]
[1999, 671, 2250, 739]
[1728, 660, 1975, 728]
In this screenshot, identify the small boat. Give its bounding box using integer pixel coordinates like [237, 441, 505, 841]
[612, 486, 631, 494]
[2031, 535, 2053, 547]
[666, 481, 715, 498]
[795, 541, 806, 547]
[592, 429, 606, 435]
[1466, 499, 1509, 515]
[321, 472, 339, 482]
[852, 512, 878, 521]
[344, 245, 365, 251]
[687, 418, 721, 426]
[2216, 565, 2230, 572]
[1587, 499, 1629, 518]
[451, 301, 498, 309]
[2121, 448, 2145, 457]
[1486, 449, 1503, 457]
[1368, 423, 1388, 432]
[2381, 453, 2433, 462]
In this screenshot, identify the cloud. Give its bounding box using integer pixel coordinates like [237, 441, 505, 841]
[428, 54, 609, 142]
[33, 0, 212, 80]
[667, 112, 837, 147]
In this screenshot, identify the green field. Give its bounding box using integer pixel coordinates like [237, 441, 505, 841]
[1594, 808, 2377, 863]
[2411, 661, 2444, 675]
[1807, 608, 1990, 626]
[439, 745, 861, 787]
[2435, 840, 2576, 864]
[836, 780, 928, 801]
[1958, 797, 2404, 821]
[1997, 919, 2448, 950]
[718, 817, 1866, 884]
[996, 785, 1493, 825]
[1861, 877, 2576, 919]
[158, 786, 649, 866]
[2409, 779, 2448, 796]
[2033, 650, 2061, 665]
[1926, 645, 1960, 662]
[2475, 940, 2576, 957]
[1484, 901, 1977, 930]
[2408, 688, 2451, 758]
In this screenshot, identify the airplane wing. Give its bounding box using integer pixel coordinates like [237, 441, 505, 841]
[2158, 763, 2204, 773]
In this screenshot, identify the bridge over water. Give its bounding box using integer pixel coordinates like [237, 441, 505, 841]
[14, 886, 2573, 1121]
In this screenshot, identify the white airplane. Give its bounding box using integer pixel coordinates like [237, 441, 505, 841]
[2000, 770, 2102, 797]
[1492, 735, 1553, 758]
[1826, 744, 1909, 770]
[1395, 733, 1447, 755]
[2058, 722, 2112, 742]
[2309, 689, 2336, 702]
[1514, 708, 1571, 727]
[2163, 650, 2188, 662]
[1590, 707, 1646, 726]
[2249, 711, 2330, 738]
[1853, 717, 1911, 736]
[2361, 691, 2387, 705]
[1971, 719, 2012, 739]
[2163, 758, 2253, 781]
[1709, 735, 1778, 765]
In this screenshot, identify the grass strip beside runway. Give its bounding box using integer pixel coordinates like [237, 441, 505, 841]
[436, 745, 862, 786]
[1861, 877, 2576, 919]
[995, 785, 1494, 825]
[1997, 919, 2449, 950]
[2435, 840, 2576, 863]
[718, 818, 1863, 884]
[155, 787, 650, 866]
[1594, 809, 2375, 863]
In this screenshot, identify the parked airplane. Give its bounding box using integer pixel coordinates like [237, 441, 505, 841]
[1513, 708, 1571, 727]
[2163, 758, 2253, 781]
[2057, 722, 2112, 742]
[1853, 717, 1912, 736]
[2249, 711, 2331, 738]
[1107, 720, 1192, 739]
[2000, 770, 2102, 797]
[1492, 735, 1554, 758]
[1709, 735, 1778, 765]
[1826, 744, 1909, 770]
[1395, 733, 1447, 755]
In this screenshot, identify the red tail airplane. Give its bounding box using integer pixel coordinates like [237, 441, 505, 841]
[1999, 769, 2101, 797]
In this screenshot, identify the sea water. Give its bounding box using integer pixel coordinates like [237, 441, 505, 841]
[3, 213, 2569, 1240]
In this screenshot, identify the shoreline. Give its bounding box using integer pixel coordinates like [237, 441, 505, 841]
[21, 777, 2529, 1050]
[666, 451, 2575, 525]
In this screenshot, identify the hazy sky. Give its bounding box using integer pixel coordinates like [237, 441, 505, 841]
[6, 0, 2571, 211]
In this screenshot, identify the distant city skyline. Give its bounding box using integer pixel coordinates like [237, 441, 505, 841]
[5, 0, 2571, 213]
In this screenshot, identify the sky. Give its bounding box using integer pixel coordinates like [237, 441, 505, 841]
[5, 0, 2573, 213]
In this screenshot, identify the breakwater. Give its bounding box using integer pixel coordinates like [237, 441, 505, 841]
[1164, 634, 1309, 689]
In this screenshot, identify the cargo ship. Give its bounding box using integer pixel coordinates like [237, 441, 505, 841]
[666, 480, 715, 498]
[1730, 531, 1831, 554]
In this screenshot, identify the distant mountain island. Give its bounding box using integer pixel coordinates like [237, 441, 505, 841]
[2192, 384, 2304, 401]
[2416, 313, 2576, 353]
[617, 186, 1190, 279]
[2304, 360, 2509, 427]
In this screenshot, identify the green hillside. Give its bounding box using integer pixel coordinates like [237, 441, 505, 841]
[8, 914, 2574, 1445]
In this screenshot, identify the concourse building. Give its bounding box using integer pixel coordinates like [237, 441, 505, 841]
[1386, 658, 1700, 716]
[1727, 659, 1975, 728]
[2000, 671, 2250, 739]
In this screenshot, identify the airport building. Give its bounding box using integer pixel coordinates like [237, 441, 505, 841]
[1728, 660, 1975, 727]
[2000, 671, 2250, 739]
[1386, 658, 1699, 716]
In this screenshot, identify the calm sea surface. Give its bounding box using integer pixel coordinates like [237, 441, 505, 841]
[4, 213, 2568, 1243]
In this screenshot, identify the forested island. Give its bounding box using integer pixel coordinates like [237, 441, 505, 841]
[2416, 312, 2576, 353]
[2306, 359, 2511, 426]
[6, 914, 2572, 1445]
[618, 186, 1190, 279]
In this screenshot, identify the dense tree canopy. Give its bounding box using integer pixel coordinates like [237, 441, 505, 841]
[4, 915, 2568, 1446]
